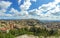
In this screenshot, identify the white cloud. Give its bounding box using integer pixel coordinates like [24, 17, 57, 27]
[10, 8, 29, 16]
[0, 1, 12, 16]
[0, 1, 12, 9]
[0, 9, 6, 13]
[20, 0, 31, 10]
[18, 0, 21, 5]
[55, 0, 60, 2]
[28, 0, 60, 20]
[10, 8, 19, 14]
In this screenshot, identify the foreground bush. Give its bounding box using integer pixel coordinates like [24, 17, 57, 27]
[0, 33, 15, 38]
[0, 27, 58, 38]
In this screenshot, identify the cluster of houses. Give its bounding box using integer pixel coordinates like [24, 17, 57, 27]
[0, 20, 60, 33]
[0, 21, 15, 33]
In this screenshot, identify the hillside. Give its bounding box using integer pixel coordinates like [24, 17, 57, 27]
[0, 19, 60, 30]
[0, 19, 44, 29]
[0, 19, 60, 38]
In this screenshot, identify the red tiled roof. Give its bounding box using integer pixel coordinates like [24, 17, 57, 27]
[0, 27, 8, 31]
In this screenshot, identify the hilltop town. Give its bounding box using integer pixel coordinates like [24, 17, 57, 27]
[0, 19, 60, 38]
[0, 19, 60, 31]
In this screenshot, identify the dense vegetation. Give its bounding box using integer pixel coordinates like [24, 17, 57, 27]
[0, 27, 58, 38]
[0, 32, 14, 38]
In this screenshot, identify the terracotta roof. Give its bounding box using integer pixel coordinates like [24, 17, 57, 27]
[0, 27, 8, 31]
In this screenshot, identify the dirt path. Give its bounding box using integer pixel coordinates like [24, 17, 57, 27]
[16, 35, 38, 38]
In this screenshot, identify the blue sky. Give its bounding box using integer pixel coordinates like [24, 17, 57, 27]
[3, 0, 54, 10]
[0, 0, 60, 20]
